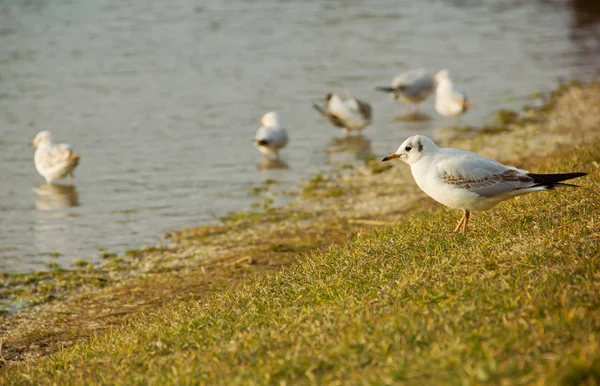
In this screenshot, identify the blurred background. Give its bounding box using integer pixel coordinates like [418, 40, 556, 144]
[0, 0, 598, 272]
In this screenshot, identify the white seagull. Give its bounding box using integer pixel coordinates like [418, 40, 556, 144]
[382, 135, 587, 234]
[254, 111, 289, 160]
[29, 130, 81, 184]
[376, 69, 435, 113]
[313, 89, 372, 135]
[433, 70, 473, 125]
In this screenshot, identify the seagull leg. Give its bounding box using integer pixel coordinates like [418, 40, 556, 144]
[414, 103, 419, 113]
[454, 211, 466, 232]
[462, 210, 471, 234]
[70, 172, 75, 185]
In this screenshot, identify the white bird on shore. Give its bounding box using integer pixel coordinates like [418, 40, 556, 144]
[376, 69, 435, 113]
[254, 111, 288, 160]
[313, 89, 372, 135]
[382, 135, 587, 234]
[434, 70, 472, 125]
[29, 130, 81, 184]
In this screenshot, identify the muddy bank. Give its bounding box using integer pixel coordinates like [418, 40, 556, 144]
[1, 80, 599, 368]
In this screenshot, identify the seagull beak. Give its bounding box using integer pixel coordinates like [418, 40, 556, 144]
[381, 153, 400, 162]
[258, 119, 263, 125]
[464, 102, 476, 108]
[28, 141, 35, 147]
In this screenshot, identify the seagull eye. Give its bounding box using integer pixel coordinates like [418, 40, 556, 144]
[405, 146, 412, 152]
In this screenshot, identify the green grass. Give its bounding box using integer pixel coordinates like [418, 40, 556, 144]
[4, 142, 600, 385]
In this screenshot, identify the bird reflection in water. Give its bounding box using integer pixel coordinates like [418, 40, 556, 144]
[394, 111, 432, 122]
[256, 157, 289, 170]
[325, 134, 374, 162]
[34, 183, 79, 211]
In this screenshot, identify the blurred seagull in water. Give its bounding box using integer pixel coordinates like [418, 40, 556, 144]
[29, 130, 81, 184]
[434, 70, 473, 126]
[254, 111, 289, 160]
[313, 89, 372, 135]
[382, 135, 587, 234]
[376, 69, 435, 114]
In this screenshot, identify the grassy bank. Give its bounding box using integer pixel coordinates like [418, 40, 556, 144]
[4, 135, 600, 385]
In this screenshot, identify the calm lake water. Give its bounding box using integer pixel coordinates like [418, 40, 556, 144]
[0, 0, 598, 272]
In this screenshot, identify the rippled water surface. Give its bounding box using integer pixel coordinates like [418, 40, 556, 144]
[0, 0, 598, 272]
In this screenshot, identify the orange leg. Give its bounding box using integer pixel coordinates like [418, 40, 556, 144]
[454, 211, 466, 232]
[454, 210, 471, 234]
[462, 210, 470, 234]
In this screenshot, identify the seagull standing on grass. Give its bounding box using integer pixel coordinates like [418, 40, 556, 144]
[29, 130, 81, 184]
[382, 135, 587, 234]
[254, 111, 288, 160]
[313, 89, 372, 135]
[375, 69, 435, 113]
[434, 70, 472, 125]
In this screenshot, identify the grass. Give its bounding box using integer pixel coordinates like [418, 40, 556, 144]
[3, 138, 599, 385]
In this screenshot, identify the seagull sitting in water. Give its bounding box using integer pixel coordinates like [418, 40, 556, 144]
[434, 70, 473, 125]
[254, 111, 289, 160]
[313, 89, 372, 135]
[382, 135, 587, 234]
[375, 69, 434, 113]
[29, 130, 81, 184]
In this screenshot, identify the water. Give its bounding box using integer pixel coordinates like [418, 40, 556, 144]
[0, 0, 598, 272]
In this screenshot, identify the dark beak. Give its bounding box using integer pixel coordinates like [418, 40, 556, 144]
[381, 153, 400, 162]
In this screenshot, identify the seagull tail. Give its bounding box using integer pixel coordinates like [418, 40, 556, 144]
[528, 172, 588, 188]
[375, 86, 396, 93]
[312, 103, 327, 117]
[256, 139, 270, 146]
[65, 149, 82, 167]
[72, 154, 81, 168]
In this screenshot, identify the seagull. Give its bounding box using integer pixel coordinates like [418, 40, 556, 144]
[313, 89, 372, 135]
[376, 69, 435, 113]
[254, 111, 289, 160]
[382, 135, 587, 234]
[29, 130, 81, 184]
[433, 70, 473, 125]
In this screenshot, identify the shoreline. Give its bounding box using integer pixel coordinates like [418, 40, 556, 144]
[1, 80, 599, 369]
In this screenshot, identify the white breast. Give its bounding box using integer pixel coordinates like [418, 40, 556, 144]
[434, 81, 464, 117]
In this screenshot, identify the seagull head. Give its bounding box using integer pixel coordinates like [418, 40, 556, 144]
[381, 135, 437, 165]
[434, 69, 450, 85]
[259, 111, 280, 127]
[29, 130, 53, 147]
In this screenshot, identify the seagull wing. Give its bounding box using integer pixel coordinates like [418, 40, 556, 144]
[314, 103, 345, 128]
[392, 69, 429, 88]
[255, 125, 288, 147]
[51, 144, 75, 164]
[326, 94, 355, 127]
[437, 153, 534, 197]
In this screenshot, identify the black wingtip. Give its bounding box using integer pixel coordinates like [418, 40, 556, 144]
[375, 86, 396, 93]
[527, 172, 588, 188]
[313, 103, 327, 117]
